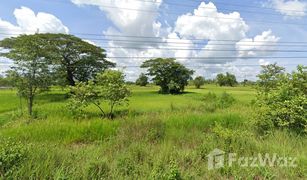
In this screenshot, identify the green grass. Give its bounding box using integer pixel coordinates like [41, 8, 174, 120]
[0, 85, 306, 179]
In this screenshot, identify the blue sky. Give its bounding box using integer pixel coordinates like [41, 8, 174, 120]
[0, 0, 307, 80]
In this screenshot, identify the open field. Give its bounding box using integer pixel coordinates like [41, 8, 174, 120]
[0, 85, 306, 179]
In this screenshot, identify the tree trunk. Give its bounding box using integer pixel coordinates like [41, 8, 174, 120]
[28, 95, 34, 116]
[66, 67, 75, 86]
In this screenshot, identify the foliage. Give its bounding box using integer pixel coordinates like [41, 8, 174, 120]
[202, 92, 236, 111]
[256, 65, 307, 134]
[0, 85, 306, 179]
[0, 76, 10, 87]
[0, 35, 52, 116]
[193, 76, 205, 89]
[135, 73, 149, 86]
[256, 63, 285, 95]
[68, 70, 130, 119]
[216, 72, 238, 87]
[68, 81, 104, 118]
[96, 70, 131, 118]
[36, 33, 115, 86]
[0, 139, 27, 178]
[141, 58, 194, 94]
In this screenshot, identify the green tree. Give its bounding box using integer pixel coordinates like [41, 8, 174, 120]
[216, 72, 237, 87]
[97, 70, 131, 118]
[38, 33, 115, 86]
[256, 65, 307, 134]
[193, 76, 205, 89]
[141, 58, 194, 94]
[136, 73, 149, 86]
[0, 35, 52, 116]
[68, 70, 130, 119]
[256, 63, 285, 95]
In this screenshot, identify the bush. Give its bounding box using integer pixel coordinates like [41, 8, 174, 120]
[202, 92, 236, 112]
[218, 92, 236, 109]
[0, 139, 27, 177]
[256, 65, 307, 134]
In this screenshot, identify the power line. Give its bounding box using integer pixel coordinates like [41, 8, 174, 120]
[70, 4, 307, 26]
[2, 32, 307, 45]
[102, 46, 307, 53]
[130, 0, 306, 17]
[32, 0, 307, 26]
[182, 0, 307, 13]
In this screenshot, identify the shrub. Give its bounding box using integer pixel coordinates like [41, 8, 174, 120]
[218, 92, 236, 109]
[256, 65, 307, 134]
[0, 139, 27, 177]
[202, 92, 236, 112]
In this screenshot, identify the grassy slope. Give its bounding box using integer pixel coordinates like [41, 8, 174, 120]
[0, 85, 306, 179]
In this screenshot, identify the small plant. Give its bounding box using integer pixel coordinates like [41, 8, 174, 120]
[87, 161, 110, 179]
[0, 139, 27, 178]
[218, 92, 236, 109]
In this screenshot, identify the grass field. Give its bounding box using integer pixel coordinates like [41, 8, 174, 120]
[0, 85, 306, 179]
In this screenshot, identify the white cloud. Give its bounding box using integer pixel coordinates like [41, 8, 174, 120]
[0, 6, 69, 38]
[266, 0, 307, 18]
[175, 2, 249, 40]
[71, 0, 162, 37]
[236, 30, 280, 57]
[0, 7, 69, 75]
[259, 59, 271, 66]
[71, 1, 281, 81]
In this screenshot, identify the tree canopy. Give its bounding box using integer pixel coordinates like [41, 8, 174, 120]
[216, 72, 237, 87]
[136, 73, 149, 86]
[141, 58, 194, 94]
[193, 76, 205, 89]
[0, 35, 52, 115]
[37, 33, 115, 86]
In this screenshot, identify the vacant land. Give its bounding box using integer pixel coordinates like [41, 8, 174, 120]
[0, 85, 306, 179]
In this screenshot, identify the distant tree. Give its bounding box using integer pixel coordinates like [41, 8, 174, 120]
[141, 58, 194, 94]
[38, 33, 115, 86]
[0, 35, 52, 116]
[216, 72, 237, 87]
[0, 75, 10, 87]
[136, 73, 149, 86]
[193, 76, 205, 89]
[256, 63, 285, 95]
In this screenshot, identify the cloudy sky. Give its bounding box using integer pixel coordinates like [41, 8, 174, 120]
[0, 0, 307, 81]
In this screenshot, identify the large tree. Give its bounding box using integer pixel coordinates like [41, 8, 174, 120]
[141, 58, 194, 94]
[38, 33, 115, 86]
[0, 35, 52, 116]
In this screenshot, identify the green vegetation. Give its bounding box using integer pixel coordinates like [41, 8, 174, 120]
[0, 84, 306, 179]
[193, 76, 205, 89]
[216, 72, 238, 87]
[256, 65, 307, 134]
[141, 58, 194, 94]
[0, 34, 306, 179]
[136, 73, 149, 87]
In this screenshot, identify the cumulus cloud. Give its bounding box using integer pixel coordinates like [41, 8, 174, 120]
[236, 30, 280, 57]
[266, 0, 307, 18]
[71, 1, 280, 80]
[0, 6, 69, 38]
[175, 2, 248, 40]
[71, 0, 162, 37]
[0, 7, 69, 74]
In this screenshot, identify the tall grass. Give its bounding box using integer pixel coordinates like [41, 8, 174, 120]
[0, 85, 305, 179]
